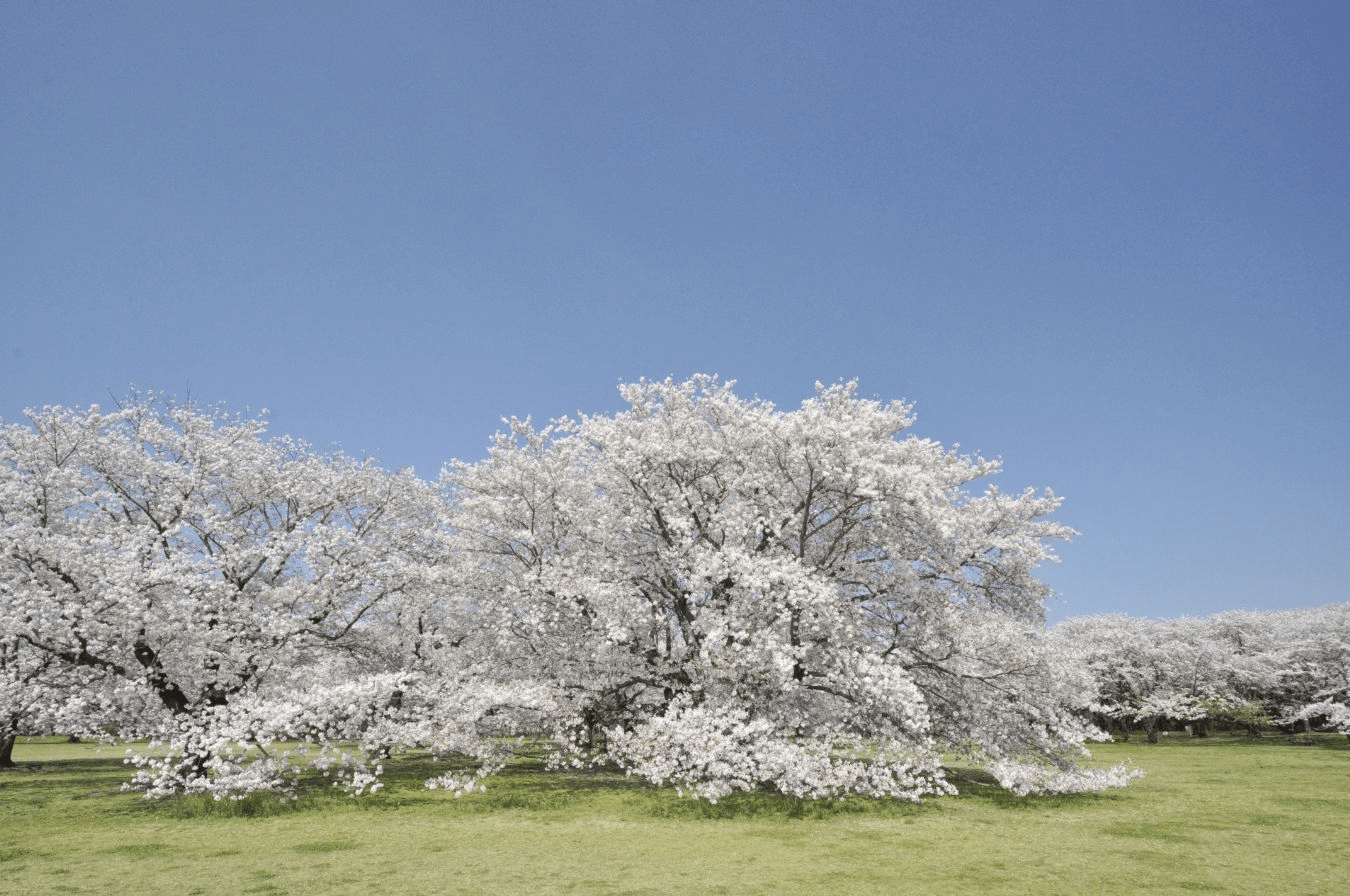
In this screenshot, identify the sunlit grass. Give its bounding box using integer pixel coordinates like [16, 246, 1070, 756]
[3, 734, 1348, 895]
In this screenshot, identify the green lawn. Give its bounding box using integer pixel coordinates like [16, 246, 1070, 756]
[3, 734, 1348, 895]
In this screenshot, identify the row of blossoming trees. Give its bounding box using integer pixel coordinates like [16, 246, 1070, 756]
[0, 378, 1336, 803]
[1050, 606, 1350, 743]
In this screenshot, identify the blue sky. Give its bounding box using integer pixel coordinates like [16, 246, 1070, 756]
[3, 2, 1347, 622]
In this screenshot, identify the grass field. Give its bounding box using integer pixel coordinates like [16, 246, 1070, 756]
[3, 734, 1348, 895]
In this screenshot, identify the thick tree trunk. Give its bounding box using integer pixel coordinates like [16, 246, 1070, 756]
[134, 639, 192, 714]
[0, 731, 15, 769]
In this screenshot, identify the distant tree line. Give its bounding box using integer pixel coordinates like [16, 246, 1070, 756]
[1051, 606, 1350, 743]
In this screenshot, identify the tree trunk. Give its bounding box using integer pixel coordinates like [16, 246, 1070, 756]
[0, 731, 15, 769]
[134, 639, 192, 714]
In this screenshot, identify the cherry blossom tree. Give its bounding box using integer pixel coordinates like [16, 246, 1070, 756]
[442, 377, 1136, 799]
[0, 396, 446, 795]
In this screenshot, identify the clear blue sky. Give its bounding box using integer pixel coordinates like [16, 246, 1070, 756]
[3, 2, 1347, 622]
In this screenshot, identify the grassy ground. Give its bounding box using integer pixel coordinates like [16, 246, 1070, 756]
[3, 734, 1348, 895]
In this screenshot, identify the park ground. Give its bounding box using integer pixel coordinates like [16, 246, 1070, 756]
[3, 734, 1348, 896]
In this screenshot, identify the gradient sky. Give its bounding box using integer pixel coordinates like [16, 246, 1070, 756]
[3, 2, 1347, 623]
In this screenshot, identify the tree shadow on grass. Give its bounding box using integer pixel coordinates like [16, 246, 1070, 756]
[2, 756, 141, 806]
[639, 787, 936, 821]
[158, 755, 1054, 821]
[1120, 732, 1350, 751]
